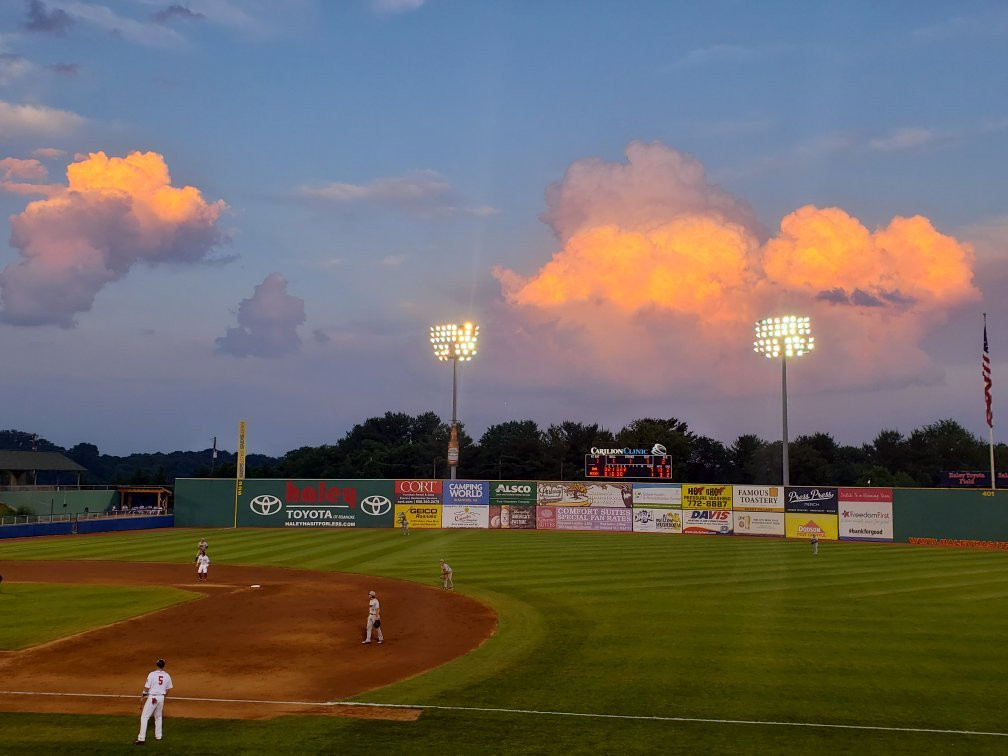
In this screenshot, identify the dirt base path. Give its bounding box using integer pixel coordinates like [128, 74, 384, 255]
[0, 560, 497, 720]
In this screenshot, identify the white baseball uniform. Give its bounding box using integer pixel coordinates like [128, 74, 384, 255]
[137, 667, 173, 742]
[196, 553, 210, 579]
[441, 561, 453, 589]
[364, 596, 383, 643]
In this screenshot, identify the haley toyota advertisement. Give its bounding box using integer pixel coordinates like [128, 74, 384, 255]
[241, 479, 394, 528]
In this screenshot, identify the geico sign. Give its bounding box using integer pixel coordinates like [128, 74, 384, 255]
[397, 480, 442, 494]
[408, 507, 439, 515]
[286, 481, 357, 506]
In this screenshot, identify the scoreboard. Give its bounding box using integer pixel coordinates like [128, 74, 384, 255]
[585, 454, 672, 479]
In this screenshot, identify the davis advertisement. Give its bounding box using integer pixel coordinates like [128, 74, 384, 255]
[785, 513, 839, 540]
[733, 485, 785, 512]
[633, 507, 683, 533]
[489, 505, 537, 529]
[681, 484, 733, 510]
[394, 503, 442, 529]
[395, 479, 442, 506]
[536, 506, 633, 532]
[443, 481, 489, 506]
[240, 479, 395, 528]
[632, 483, 682, 507]
[442, 503, 490, 529]
[682, 508, 733, 535]
[838, 501, 893, 541]
[489, 481, 537, 507]
[784, 487, 838, 514]
[733, 510, 785, 537]
[537, 482, 633, 508]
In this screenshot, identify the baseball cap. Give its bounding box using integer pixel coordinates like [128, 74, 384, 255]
[156, 659, 165, 668]
[368, 590, 375, 597]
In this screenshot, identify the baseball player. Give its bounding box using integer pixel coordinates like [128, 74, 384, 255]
[196, 550, 210, 581]
[135, 658, 173, 744]
[440, 559, 454, 590]
[398, 511, 409, 535]
[362, 590, 383, 644]
[811, 535, 819, 555]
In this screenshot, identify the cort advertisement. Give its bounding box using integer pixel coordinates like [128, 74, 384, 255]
[633, 507, 682, 533]
[442, 503, 489, 529]
[785, 512, 839, 540]
[489, 505, 537, 529]
[535, 506, 633, 531]
[489, 481, 536, 506]
[395, 480, 442, 506]
[681, 484, 733, 510]
[444, 481, 489, 506]
[784, 487, 838, 514]
[240, 479, 394, 528]
[682, 508, 733, 535]
[632, 483, 682, 507]
[839, 501, 893, 541]
[537, 482, 633, 508]
[394, 503, 442, 529]
[733, 510, 785, 537]
[732, 485, 785, 512]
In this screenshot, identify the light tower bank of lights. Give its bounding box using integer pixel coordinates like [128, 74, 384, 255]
[430, 322, 479, 480]
[753, 316, 814, 486]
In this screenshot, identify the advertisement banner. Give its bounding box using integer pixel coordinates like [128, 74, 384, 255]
[632, 507, 683, 533]
[939, 471, 1008, 488]
[682, 508, 733, 535]
[443, 481, 490, 506]
[839, 501, 893, 541]
[536, 482, 633, 508]
[732, 485, 785, 512]
[240, 479, 394, 528]
[489, 481, 537, 507]
[681, 484, 733, 510]
[838, 487, 893, 503]
[442, 503, 490, 529]
[535, 506, 633, 531]
[394, 503, 442, 529]
[733, 510, 785, 537]
[489, 505, 537, 529]
[785, 512, 839, 540]
[784, 487, 838, 514]
[632, 483, 682, 507]
[395, 479, 442, 506]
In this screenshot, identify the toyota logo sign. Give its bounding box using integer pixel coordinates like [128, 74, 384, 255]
[360, 495, 392, 516]
[249, 494, 282, 516]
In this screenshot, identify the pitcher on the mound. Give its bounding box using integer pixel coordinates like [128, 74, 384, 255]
[362, 590, 383, 644]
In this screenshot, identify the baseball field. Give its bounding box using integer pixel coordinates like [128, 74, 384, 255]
[1, 528, 1007, 754]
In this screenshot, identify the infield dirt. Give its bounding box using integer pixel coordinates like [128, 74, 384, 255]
[0, 560, 497, 720]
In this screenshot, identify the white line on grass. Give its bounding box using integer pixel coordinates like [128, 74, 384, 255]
[2, 690, 1005, 738]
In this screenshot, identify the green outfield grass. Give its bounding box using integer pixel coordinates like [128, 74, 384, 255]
[1, 528, 1007, 754]
[0, 583, 200, 650]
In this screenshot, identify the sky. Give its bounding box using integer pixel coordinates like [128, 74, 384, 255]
[0, 0, 1006, 457]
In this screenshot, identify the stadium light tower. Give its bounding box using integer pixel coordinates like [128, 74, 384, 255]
[754, 316, 814, 486]
[430, 322, 479, 480]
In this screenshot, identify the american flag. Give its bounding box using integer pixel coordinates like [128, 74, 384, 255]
[983, 316, 993, 428]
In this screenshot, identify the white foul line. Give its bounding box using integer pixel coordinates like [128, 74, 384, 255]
[1, 690, 1005, 738]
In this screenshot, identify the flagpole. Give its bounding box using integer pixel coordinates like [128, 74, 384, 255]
[983, 313, 995, 490]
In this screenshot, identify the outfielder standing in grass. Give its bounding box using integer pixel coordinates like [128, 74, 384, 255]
[440, 559, 454, 590]
[135, 658, 173, 745]
[398, 511, 409, 535]
[811, 535, 819, 555]
[362, 590, 383, 644]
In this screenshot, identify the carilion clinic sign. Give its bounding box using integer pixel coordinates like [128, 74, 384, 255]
[240, 479, 394, 528]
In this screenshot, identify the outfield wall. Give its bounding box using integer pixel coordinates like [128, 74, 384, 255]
[173, 478, 1008, 548]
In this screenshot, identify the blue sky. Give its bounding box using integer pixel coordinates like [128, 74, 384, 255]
[1, 0, 1006, 457]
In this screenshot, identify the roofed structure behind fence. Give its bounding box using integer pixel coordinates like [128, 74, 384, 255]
[0, 450, 87, 487]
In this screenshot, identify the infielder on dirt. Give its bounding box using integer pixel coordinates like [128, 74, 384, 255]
[440, 559, 454, 590]
[135, 658, 173, 744]
[196, 551, 210, 582]
[362, 590, 383, 644]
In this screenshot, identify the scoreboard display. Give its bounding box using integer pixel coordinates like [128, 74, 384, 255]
[585, 454, 673, 479]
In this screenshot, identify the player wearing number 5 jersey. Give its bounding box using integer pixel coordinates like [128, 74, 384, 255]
[135, 658, 173, 744]
[362, 590, 383, 644]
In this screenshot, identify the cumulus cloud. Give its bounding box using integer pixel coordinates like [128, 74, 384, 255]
[24, 0, 74, 34]
[0, 150, 227, 327]
[0, 99, 86, 137]
[215, 273, 306, 358]
[0, 157, 48, 180]
[296, 170, 495, 217]
[493, 141, 979, 396]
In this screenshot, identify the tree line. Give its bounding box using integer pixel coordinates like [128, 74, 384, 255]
[2, 415, 1004, 487]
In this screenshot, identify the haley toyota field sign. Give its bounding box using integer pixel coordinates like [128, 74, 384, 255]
[444, 481, 489, 506]
[733, 510, 785, 537]
[633, 508, 682, 533]
[442, 504, 490, 529]
[537, 482, 633, 508]
[682, 508, 733, 534]
[240, 479, 394, 528]
[733, 485, 784, 512]
[632, 483, 682, 507]
[536, 506, 633, 532]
